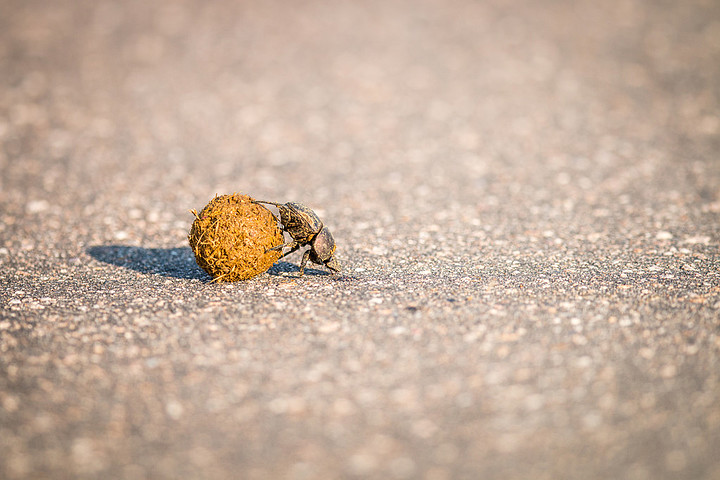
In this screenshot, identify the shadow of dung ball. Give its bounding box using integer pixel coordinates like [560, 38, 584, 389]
[188, 193, 284, 281]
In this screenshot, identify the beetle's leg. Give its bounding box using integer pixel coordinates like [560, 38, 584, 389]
[268, 243, 304, 266]
[252, 200, 284, 207]
[267, 240, 298, 254]
[266, 242, 290, 253]
[277, 244, 301, 260]
[298, 249, 311, 276]
[253, 201, 282, 223]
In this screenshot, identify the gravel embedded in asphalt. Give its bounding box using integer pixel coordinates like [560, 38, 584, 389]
[1, 0, 719, 479]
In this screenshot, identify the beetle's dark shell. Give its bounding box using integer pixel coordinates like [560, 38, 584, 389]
[252, 198, 341, 274]
[277, 202, 324, 244]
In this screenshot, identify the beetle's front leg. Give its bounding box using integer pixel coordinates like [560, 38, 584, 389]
[298, 249, 311, 276]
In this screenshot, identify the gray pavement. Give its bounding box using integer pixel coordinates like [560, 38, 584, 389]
[1, 0, 720, 478]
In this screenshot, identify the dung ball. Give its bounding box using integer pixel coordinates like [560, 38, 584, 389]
[188, 193, 284, 281]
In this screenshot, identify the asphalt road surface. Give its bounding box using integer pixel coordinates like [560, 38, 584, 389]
[1, 0, 719, 479]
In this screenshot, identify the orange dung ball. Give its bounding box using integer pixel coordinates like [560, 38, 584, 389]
[188, 193, 283, 281]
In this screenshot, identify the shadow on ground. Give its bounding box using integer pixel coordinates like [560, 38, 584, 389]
[87, 246, 330, 280]
[87, 245, 207, 280]
[267, 261, 330, 277]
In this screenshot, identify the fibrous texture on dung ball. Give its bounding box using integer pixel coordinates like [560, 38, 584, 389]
[188, 193, 283, 282]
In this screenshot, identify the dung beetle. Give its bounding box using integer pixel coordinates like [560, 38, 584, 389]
[253, 200, 341, 275]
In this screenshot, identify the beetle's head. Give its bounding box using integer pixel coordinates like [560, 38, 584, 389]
[311, 227, 341, 273]
[324, 255, 341, 273]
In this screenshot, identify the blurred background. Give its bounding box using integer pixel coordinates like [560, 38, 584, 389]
[2, 0, 718, 249]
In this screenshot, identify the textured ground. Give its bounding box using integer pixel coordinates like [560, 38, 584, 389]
[1, 0, 719, 479]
